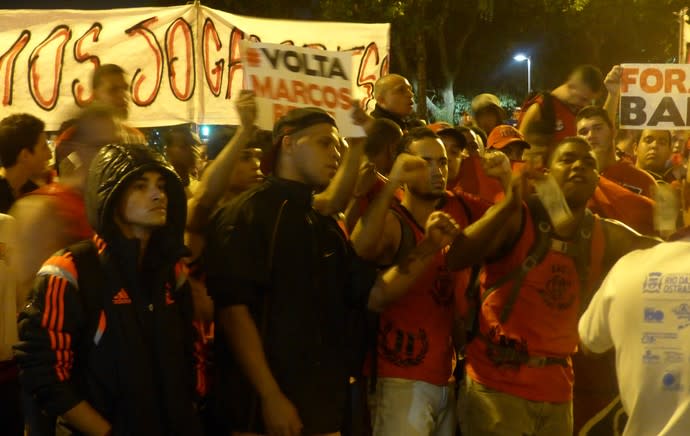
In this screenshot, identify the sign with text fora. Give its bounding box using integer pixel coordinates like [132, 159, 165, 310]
[621, 63, 690, 130]
[241, 41, 364, 137]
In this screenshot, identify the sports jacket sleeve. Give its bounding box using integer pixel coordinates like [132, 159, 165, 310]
[13, 252, 86, 416]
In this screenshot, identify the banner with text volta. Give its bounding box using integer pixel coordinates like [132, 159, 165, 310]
[621, 63, 690, 130]
[0, 5, 389, 130]
[241, 41, 365, 138]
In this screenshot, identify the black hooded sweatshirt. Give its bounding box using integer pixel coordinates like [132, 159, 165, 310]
[14, 144, 203, 435]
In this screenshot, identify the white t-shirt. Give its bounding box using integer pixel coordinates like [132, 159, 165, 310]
[579, 241, 690, 436]
[0, 213, 18, 361]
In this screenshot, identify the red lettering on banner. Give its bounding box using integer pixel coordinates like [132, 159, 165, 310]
[251, 74, 351, 110]
[72, 23, 102, 107]
[640, 68, 663, 94]
[165, 17, 195, 101]
[226, 28, 245, 99]
[125, 17, 164, 107]
[356, 42, 388, 110]
[202, 18, 224, 97]
[0, 30, 30, 106]
[28, 25, 72, 110]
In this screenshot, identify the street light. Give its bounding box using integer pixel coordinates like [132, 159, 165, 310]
[513, 54, 532, 95]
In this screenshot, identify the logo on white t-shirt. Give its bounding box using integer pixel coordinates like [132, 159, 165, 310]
[644, 307, 664, 323]
[662, 371, 682, 391]
[643, 272, 663, 293]
[643, 349, 661, 364]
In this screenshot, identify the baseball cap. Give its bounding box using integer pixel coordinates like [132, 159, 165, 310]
[487, 125, 530, 150]
[428, 122, 467, 150]
[262, 107, 338, 174]
[471, 93, 507, 119]
[272, 107, 337, 146]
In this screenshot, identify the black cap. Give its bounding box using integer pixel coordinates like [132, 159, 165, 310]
[272, 107, 337, 146]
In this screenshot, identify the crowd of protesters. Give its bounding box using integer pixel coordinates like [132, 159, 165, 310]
[1, 59, 689, 436]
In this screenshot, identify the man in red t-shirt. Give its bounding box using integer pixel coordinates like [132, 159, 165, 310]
[351, 127, 496, 435]
[446, 136, 658, 435]
[518, 65, 606, 154]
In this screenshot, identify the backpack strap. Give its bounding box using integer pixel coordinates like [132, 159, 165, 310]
[481, 196, 552, 324]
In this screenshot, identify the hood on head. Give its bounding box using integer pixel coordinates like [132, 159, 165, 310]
[85, 143, 187, 249]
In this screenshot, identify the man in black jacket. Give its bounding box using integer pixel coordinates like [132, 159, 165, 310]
[14, 144, 203, 435]
[205, 107, 459, 436]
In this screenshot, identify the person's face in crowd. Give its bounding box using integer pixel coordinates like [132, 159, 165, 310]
[288, 122, 341, 189]
[576, 116, 614, 169]
[565, 75, 598, 110]
[548, 140, 599, 209]
[166, 133, 200, 180]
[379, 76, 414, 117]
[461, 130, 481, 156]
[671, 130, 690, 154]
[94, 73, 130, 119]
[438, 134, 462, 183]
[500, 143, 526, 162]
[475, 108, 501, 135]
[22, 131, 51, 179]
[406, 137, 448, 199]
[228, 148, 264, 192]
[635, 129, 671, 174]
[116, 171, 168, 235]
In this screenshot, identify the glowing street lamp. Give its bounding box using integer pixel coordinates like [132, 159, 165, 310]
[513, 54, 532, 95]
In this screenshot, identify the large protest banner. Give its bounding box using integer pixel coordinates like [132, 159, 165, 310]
[620, 63, 690, 130]
[0, 5, 389, 130]
[241, 41, 364, 137]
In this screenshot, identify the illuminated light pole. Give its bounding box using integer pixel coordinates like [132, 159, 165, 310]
[514, 54, 532, 95]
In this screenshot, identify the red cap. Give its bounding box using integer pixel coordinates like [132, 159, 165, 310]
[487, 125, 530, 150]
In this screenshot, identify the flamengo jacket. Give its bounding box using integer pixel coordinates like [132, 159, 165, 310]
[13, 144, 203, 435]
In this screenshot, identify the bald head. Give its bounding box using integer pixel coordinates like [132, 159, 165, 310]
[374, 74, 414, 117]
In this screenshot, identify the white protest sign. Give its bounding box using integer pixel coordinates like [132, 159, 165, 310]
[241, 41, 365, 137]
[0, 5, 389, 130]
[621, 63, 690, 130]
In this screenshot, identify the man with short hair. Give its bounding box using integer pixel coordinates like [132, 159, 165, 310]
[164, 125, 202, 195]
[448, 136, 659, 435]
[371, 74, 416, 131]
[518, 65, 606, 152]
[14, 143, 204, 434]
[204, 108, 460, 436]
[576, 106, 656, 198]
[579, 233, 690, 435]
[471, 93, 506, 136]
[0, 114, 51, 213]
[428, 122, 467, 190]
[351, 127, 496, 436]
[635, 129, 674, 183]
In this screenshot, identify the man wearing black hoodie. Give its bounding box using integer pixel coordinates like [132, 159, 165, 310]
[14, 144, 203, 435]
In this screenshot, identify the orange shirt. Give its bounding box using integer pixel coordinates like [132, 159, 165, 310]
[601, 160, 657, 199]
[455, 156, 523, 204]
[588, 176, 655, 235]
[465, 206, 605, 403]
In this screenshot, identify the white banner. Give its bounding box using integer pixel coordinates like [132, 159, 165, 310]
[621, 63, 690, 130]
[0, 5, 389, 130]
[241, 41, 365, 137]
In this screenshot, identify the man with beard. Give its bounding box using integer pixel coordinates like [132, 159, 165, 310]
[447, 136, 658, 435]
[351, 127, 498, 435]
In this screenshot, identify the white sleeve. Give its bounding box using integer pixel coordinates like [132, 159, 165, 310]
[579, 265, 617, 354]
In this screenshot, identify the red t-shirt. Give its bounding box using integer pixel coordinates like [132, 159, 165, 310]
[601, 160, 657, 199]
[26, 183, 92, 241]
[588, 176, 655, 236]
[465, 206, 605, 403]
